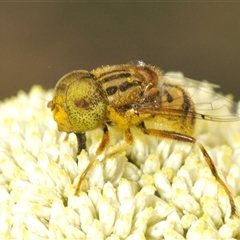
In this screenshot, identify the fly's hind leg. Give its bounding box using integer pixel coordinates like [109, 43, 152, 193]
[139, 122, 237, 219]
[75, 124, 110, 196]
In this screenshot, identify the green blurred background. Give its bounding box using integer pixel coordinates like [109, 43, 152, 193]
[1, 3, 240, 101]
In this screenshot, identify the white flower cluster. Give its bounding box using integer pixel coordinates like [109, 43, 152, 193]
[0, 85, 240, 239]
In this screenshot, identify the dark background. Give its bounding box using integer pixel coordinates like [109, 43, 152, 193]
[1, 3, 240, 101]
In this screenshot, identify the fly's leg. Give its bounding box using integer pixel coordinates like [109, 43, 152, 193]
[75, 124, 110, 195]
[125, 128, 133, 145]
[139, 122, 237, 219]
[74, 154, 97, 195]
[75, 125, 110, 155]
[96, 125, 110, 155]
[196, 141, 237, 218]
[74, 144, 128, 196]
[75, 132, 87, 155]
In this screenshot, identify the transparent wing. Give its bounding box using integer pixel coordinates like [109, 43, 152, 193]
[150, 72, 240, 122]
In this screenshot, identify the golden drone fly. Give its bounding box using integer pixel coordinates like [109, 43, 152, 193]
[47, 61, 239, 218]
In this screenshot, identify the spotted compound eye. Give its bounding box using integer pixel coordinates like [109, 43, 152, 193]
[48, 70, 108, 133]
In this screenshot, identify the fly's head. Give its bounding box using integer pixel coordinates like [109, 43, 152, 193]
[47, 70, 108, 133]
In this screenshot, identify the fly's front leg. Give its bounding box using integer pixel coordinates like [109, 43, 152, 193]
[139, 122, 237, 219]
[75, 132, 86, 155]
[75, 124, 110, 155]
[75, 124, 110, 196]
[96, 124, 110, 155]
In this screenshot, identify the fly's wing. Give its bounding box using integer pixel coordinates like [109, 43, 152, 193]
[164, 72, 240, 121]
[141, 72, 240, 122]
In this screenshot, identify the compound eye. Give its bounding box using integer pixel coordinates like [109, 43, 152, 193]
[49, 70, 108, 133]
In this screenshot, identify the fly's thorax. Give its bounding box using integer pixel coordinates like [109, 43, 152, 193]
[48, 70, 108, 133]
[91, 64, 162, 108]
